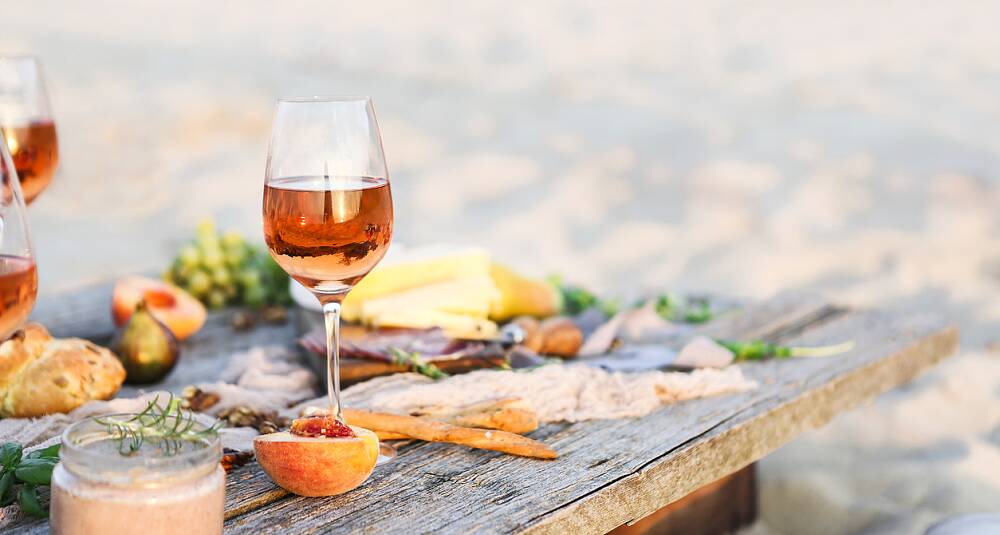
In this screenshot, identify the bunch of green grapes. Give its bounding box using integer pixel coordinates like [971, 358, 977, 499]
[165, 220, 291, 309]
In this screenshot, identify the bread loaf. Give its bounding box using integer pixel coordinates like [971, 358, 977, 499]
[0, 323, 126, 418]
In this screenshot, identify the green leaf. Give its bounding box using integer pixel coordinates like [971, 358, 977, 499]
[14, 458, 56, 485]
[0, 472, 15, 506]
[18, 484, 45, 518]
[0, 443, 22, 470]
[25, 444, 60, 460]
[683, 301, 713, 324]
[559, 285, 599, 316]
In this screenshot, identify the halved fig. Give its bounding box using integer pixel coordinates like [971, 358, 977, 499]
[253, 425, 379, 497]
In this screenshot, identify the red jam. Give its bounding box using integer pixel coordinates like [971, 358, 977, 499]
[290, 415, 356, 438]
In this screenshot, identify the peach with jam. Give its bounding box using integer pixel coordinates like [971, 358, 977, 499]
[254, 416, 379, 497]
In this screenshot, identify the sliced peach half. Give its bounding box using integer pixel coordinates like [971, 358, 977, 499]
[253, 426, 379, 497]
[112, 276, 206, 340]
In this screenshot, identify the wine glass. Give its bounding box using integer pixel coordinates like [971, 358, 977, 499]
[263, 97, 393, 421]
[0, 56, 58, 204]
[0, 131, 37, 340]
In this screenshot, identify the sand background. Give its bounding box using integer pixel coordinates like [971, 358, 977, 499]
[4, 2, 1000, 533]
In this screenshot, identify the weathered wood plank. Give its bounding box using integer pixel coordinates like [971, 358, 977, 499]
[221, 294, 858, 534]
[607, 464, 757, 535]
[524, 312, 957, 534]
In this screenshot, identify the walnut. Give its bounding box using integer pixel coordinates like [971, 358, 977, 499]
[181, 386, 221, 412]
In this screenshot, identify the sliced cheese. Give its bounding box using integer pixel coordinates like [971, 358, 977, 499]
[359, 275, 500, 321]
[342, 248, 492, 321]
[370, 308, 499, 340]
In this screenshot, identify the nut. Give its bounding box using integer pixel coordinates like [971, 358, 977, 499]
[538, 317, 583, 358]
[231, 310, 256, 331]
[181, 386, 221, 412]
[260, 306, 288, 324]
[511, 316, 543, 353]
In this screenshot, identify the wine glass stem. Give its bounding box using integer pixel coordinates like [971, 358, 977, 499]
[322, 301, 343, 422]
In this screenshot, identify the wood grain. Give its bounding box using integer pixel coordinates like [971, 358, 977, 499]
[10, 287, 957, 535]
[525, 312, 956, 534]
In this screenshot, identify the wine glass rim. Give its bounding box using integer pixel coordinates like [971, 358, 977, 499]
[277, 95, 372, 103]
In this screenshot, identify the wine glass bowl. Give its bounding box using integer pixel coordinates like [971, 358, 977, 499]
[263, 174, 392, 302]
[263, 97, 393, 420]
[0, 56, 58, 204]
[0, 131, 37, 340]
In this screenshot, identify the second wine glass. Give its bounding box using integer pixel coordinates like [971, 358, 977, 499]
[263, 97, 393, 421]
[0, 130, 37, 340]
[0, 56, 58, 204]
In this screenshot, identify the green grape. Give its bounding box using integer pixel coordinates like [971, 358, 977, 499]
[175, 263, 196, 283]
[196, 219, 216, 239]
[169, 220, 294, 308]
[211, 267, 232, 286]
[207, 289, 227, 310]
[199, 237, 222, 256]
[178, 245, 200, 268]
[221, 230, 244, 249]
[187, 270, 212, 297]
[243, 286, 266, 308]
[202, 250, 224, 270]
[238, 269, 261, 290]
[223, 247, 246, 268]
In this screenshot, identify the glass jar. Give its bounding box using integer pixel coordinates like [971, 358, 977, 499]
[50, 414, 225, 535]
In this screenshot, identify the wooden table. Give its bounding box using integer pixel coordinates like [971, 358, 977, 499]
[13, 286, 957, 534]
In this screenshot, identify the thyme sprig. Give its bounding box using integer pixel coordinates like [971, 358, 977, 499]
[717, 340, 855, 361]
[389, 348, 449, 380]
[94, 395, 223, 456]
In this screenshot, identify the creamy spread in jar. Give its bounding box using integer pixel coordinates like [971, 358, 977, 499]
[50, 414, 225, 535]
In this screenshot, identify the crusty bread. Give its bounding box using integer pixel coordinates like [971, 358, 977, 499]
[0, 323, 126, 418]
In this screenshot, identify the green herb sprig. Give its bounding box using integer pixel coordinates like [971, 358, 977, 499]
[652, 294, 714, 324]
[548, 275, 715, 324]
[716, 340, 855, 361]
[0, 442, 60, 518]
[389, 348, 449, 380]
[94, 395, 223, 456]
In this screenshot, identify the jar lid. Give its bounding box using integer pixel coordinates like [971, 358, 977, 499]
[60, 412, 222, 486]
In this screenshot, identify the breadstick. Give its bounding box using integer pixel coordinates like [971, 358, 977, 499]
[341, 408, 557, 459]
[373, 411, 536, 439]
[374, 430, 409, 441]
[409, 398, 539, 434]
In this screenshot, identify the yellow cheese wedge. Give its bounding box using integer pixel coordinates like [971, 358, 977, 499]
[343, 248, 492, 321]
[359, 275, 500, 321]
[488, 263, 563, 321]
[370, 309, 499, 340]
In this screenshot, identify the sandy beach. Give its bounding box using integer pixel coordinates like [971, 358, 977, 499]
[3, 2, 999, 532]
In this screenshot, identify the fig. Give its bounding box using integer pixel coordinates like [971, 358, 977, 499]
[112, 300, 180, 384]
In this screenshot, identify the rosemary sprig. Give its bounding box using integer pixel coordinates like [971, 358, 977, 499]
[716, 340, 855, 361]
[389, 348, 448, 380]
[93, 395, 223, 456]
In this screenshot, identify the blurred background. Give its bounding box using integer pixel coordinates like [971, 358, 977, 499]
[4, 1, 1000, 533]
